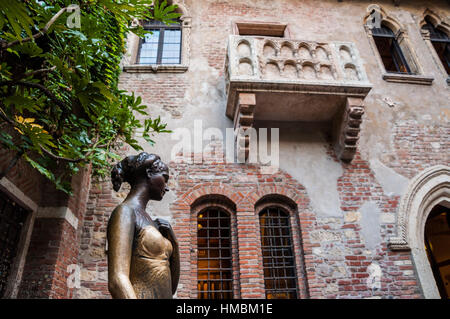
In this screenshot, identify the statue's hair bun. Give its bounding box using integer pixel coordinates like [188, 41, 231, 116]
[111, 161, 125, 192]
[110, 152, 167, 192]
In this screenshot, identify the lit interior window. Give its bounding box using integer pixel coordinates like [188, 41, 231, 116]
[259, 207, 298, 299]
[197, 209, 233, 299]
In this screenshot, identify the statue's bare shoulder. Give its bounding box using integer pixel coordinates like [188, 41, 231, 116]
[108, 204, 136, 235]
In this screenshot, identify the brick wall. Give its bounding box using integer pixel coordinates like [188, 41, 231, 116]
[167, 148, 423, 299]
[76, 179, 120, 298]
[390, 121, 450, 179]
[0, 134, 92, 298]
[0, 131, 43, 205]
[16, 166, 91, 299]
[76, 145, 427, 299]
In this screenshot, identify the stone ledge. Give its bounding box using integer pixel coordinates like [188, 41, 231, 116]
[37, 206, 79, 230]
[382, 73, 434, 85]
[123, 64, 188, 73]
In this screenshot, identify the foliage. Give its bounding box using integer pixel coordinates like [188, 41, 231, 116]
[0, 1, 179, 193]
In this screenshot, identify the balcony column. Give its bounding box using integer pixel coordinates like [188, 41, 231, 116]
[333, 97, 365, 162]
[233, 93, 256, 161]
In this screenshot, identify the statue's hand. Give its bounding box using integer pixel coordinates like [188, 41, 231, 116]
[155, 218, 173, 238]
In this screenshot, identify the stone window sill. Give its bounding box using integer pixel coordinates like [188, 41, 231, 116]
[382, 73, 434, 85]
[123, 64, 188, 73]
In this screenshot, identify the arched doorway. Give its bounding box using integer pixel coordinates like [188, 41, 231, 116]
[389, 165, 450, 298]
[424, 204, 450, 299]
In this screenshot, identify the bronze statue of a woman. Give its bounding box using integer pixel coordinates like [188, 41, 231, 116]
[107, 152, 180, 299]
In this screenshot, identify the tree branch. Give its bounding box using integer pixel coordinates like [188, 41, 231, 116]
[4, 7, 68, 49]
[22, 66, 57, 79]
[40, 146, 83, 163]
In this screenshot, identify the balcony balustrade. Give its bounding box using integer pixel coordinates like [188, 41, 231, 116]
[224, 35, 373, 162]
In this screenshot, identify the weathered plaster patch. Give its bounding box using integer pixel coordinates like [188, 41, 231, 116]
[278, 129, 343, 217]
[359, 201, 381, 251]
[369, 158, 409, 196]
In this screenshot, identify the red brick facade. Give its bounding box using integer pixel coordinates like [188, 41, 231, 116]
[0, 144, 91, 298]
[73, 146, 427, 299]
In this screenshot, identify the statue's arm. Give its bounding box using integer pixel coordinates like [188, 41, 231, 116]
[107, 206, 137, 299]
[168, 232, 180, 295]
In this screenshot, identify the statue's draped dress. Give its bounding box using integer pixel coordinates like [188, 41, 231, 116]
[130, 212, 173, 299]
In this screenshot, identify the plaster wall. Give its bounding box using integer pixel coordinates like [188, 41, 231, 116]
[121, 0, 449, 221]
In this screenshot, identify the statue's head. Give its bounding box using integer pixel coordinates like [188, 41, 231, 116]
[111, 152, 169, 200]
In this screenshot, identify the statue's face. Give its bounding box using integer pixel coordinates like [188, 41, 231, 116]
[147, 171, 169, 201]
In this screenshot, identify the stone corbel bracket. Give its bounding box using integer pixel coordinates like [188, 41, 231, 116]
[334, 97, 365, 162]
[233, 93, 256, 160]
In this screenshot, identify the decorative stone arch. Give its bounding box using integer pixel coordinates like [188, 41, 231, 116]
[123, 0, 192, 73]
[389, 165, 450, 298]
[246, 185, 304, 208]
[419, 8, 450, 82]
[191, 193, 237, 216]
[254, 193, 298, 215]
[363, 4, 427, 82]
[363, 5, 403, 35]
[419, 8, 450, 32]
[180, 184, 244, 208]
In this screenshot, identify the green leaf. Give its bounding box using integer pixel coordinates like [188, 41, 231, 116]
[0, 0, 34, 40]
[4, 95, 41, 113]
[23, 154, 54, 180]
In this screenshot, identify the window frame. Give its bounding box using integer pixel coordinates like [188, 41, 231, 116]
[190, 197, 240, 299]
[137, 20, 183, 65]
[122, 9, 191, 73]
[196, 207, 234, 299]
[258, 205, 299, 299]
[372, 25, 412, 75]
[420, 15, 450, 83]
[363, 5, 434, 85]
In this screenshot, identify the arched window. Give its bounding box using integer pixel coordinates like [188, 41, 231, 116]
[424, 204, 450, 299]
[259, 206, 298, 299]
[363, 5, 432, 84]
[372, 24, 411, 74]
[138, 19, 182, 65]
[421, 17, 450, 75]
[197, 208, 233, 299]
